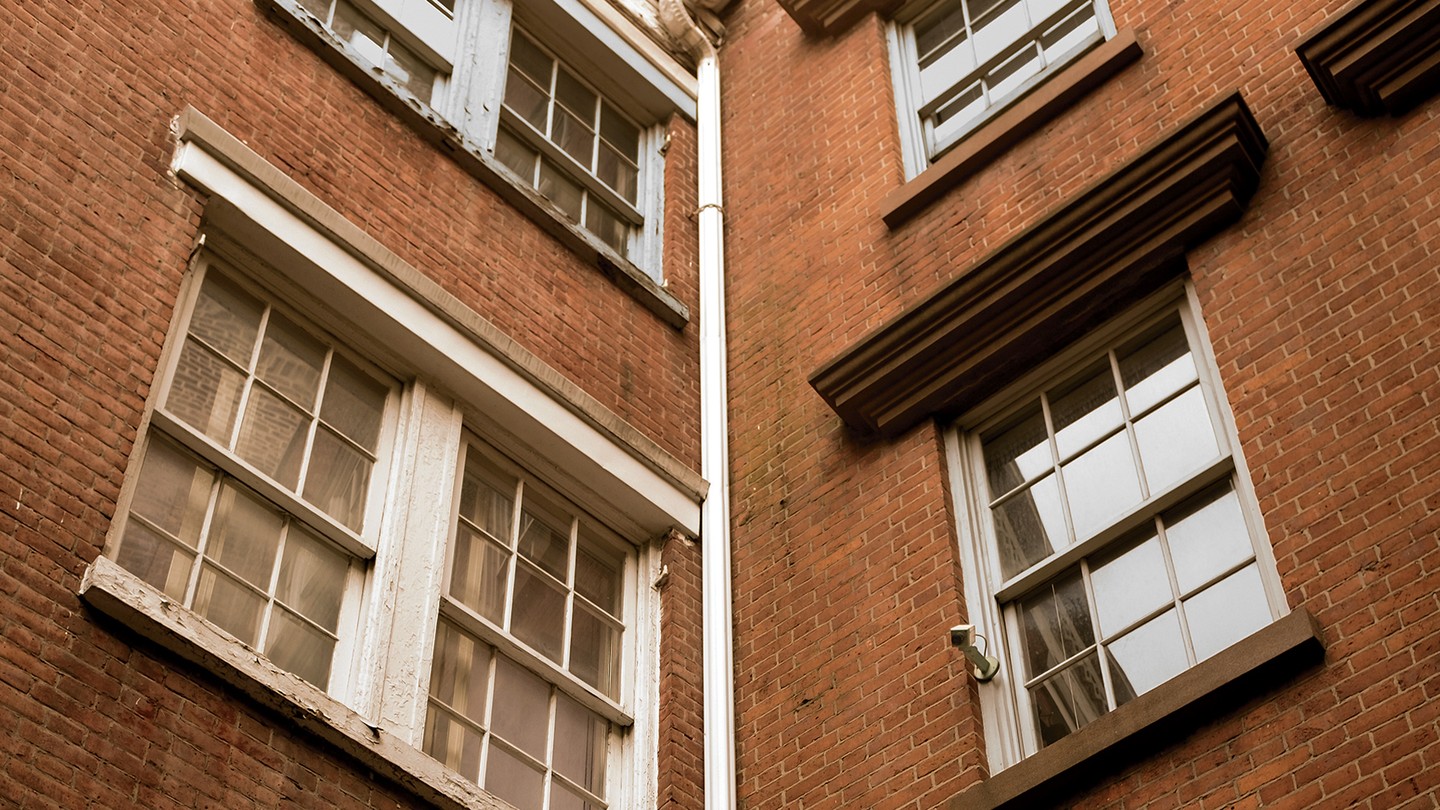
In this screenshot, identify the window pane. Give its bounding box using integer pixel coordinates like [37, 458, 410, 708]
[1061, 431, 1141, 541]
[993, 474, 1067, 578]
[449, 525, 510, 623]
[929, 81, 985, 146]
[518, 494, 570, 580]
[1134, 386, 1218, 496]
[537, 163, 584, 221]
[298, 0, 332, 20]
[595, 143, 638, 204]
[914, 3, 968, 62]
[275, 526, 348, 632]
[206, 483, 284, 590]
[972, 0, 1028, 62]
[1105, 609, 1188, 705]
[555, 69, 597, 124]
[265, 606, 335, 687]
[570, 606, 620, 698]
[485, 744, 544, 810]
[553, 693, 607, 797]
[1090, 532, 1172, 637]
[194, 565, 265, 646]
[1040, 1, 1100, 59]
[1050, 362, 1121, 461]
[255, 311, 325, 411]
[302, 427, 373, 530]
[1018, 571, 1093, 677]
[599, 104, 639, 160]
[512, 562, 566, 662]
[116, 521, 196, 600]
[1030, 652, 1105, 747]
[459, 455, 517, 542]
[496, 127, 540, 181]
[430, 620, 492, 724]
[1165, 483, 1253, 595]
[550, 783, 603, 810]
[982, 406, 1051, 497]
[1184, 564, 1272, 661]
[167, 340, 246, 442]
[424, 704, 484, 781]
[236, 386, 309, 489]
[552, 107, 596, 166]
[585, 200, 629, 254]
[128, 438, 212, 546]
[986, 41, 1043, 101]
[1119, 320, 1197, 416]
[190, 273, 262, 366]
[320, 354, 385, 452]
[574, 541, 621, 616]
[491, 656, 550, 757]
[508, 30, 553, 87]
[505, 69, 551, 132]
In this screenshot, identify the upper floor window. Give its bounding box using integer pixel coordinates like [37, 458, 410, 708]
[890, 0, 1114, 172]
[949, 292, 1287, 767]
[281, 0, 671, 281]
[496, 28, 647, 257]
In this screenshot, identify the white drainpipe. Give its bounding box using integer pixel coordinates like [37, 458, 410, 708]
[657, 3, 736, 808]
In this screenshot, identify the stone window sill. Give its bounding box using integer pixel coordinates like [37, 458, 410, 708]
[80, 556, 513, 810]
[882, 30, 1142, 229]
[254, 0, 689, 329]
[949, 609, 1324, 810]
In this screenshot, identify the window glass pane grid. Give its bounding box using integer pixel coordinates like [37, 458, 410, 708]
[911, 0, 1101, 156]
[501, 29, 642, 255]
[168, 270, 389, 532]
[425, 620, 613, 809]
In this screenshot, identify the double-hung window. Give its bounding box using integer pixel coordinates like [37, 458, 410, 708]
[890, 0, 1114, 170]
[111, 259, 394, 694]
[425, 437, 631, 810]
[278, 0, 673, 281]
[949, 292, 1286, 767]
[495, 28, 648, 258]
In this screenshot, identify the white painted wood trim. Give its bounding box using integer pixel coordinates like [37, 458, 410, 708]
[168, 117, 702, 539]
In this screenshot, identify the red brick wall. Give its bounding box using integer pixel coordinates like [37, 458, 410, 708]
[0, 0, 704, 805]
[718, 0, 1440, 806]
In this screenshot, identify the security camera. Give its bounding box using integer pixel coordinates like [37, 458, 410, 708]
[949, 624, 1000, 682]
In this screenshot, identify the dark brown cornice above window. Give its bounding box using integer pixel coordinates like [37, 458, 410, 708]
[1296, 0, 1440, 116]
[775, 0, 898, 36]
[808, 93, 1268, 438]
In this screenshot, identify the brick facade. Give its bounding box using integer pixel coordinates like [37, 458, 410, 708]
[0, 0, 705, 807]
[719, 0, 1440, 807]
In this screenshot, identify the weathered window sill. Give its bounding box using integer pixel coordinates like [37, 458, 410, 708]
[80, 556, 513, 810]
[254, 0, 690, 329]
[882, 29, 1143, 229]
[950, 609, 1325, 810]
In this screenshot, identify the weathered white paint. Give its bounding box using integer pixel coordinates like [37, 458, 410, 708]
[171, 139, 701, 540]
[80, 556, 514, 810]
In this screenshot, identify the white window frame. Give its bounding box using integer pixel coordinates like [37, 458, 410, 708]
[887, 0, 1117, 178]
[945, 282, 1289, 772]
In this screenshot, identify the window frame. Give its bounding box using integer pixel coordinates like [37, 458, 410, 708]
[945, 283, 1290, 771]
[887, 0, 1117, 177]
[420, 432, 640, 808]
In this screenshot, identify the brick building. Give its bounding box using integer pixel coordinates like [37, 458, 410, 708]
[1, 0, 1439, 810]
[719, 0, 1440, 806]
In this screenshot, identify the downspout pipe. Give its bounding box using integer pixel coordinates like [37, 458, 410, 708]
[657, 3, 735, 809]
